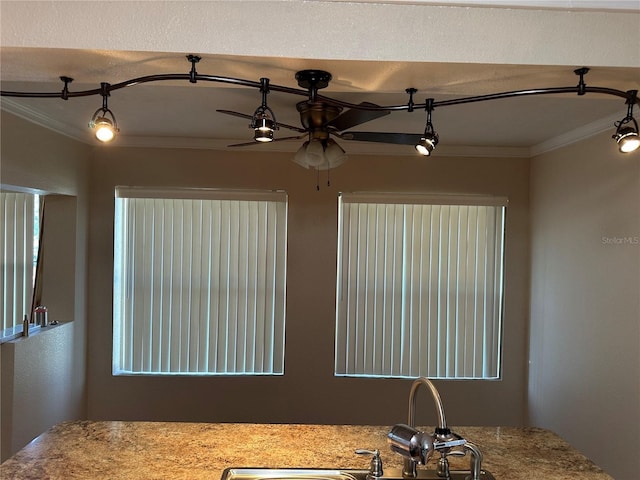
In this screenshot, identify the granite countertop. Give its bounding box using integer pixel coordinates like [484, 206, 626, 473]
[0, 421, 612, 480]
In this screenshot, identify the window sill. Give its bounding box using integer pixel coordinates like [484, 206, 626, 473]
[0, 322, 62, 344]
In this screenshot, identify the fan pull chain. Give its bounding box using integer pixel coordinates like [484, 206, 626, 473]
[314, 167, 331, 191]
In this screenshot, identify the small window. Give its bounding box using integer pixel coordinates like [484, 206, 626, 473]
[1, 191, 40, 331]
[112, 187, 288, 376]
[335, 192, 506, 380]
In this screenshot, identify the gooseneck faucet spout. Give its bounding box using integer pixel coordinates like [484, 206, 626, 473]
[387, 377, 471, 479]
[407, 377, 447, 432]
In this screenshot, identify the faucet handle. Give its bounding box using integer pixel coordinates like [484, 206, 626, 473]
[355, 449, 384, 477]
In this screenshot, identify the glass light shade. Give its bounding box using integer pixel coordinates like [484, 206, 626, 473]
[293, 139, 348, 170]
[305, 138, 326, 167]
[93, 117, 116, 142]
[615, 127, 640, 153]
[324, 139, 348, 170]
[293, 141, 311, 168]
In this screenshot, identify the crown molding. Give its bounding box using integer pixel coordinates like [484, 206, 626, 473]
[529, 112, 620, 157]
[1, 97, 90, 144]
[114, 135, 531, 158]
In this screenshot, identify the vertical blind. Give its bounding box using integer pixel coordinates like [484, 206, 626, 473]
[335, 193, 506, 379]
[113, 187, 287, 375]
[1, 192, 37, 330]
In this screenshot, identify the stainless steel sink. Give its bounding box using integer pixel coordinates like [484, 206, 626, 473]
[220, 467, 495, 480]
[221, 468, 370, 480]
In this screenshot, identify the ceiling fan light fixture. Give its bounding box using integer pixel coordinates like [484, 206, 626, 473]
[293, 138, 348, 170]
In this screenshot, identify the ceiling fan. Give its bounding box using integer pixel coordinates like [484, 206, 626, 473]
[217, 70, 393, 170]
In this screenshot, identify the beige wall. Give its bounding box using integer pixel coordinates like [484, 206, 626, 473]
[0, 112, 90, 460]
[86, 146, 530, 427]
[529, 131, 640, 480]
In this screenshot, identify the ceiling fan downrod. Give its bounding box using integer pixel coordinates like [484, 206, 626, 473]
[295, 70, 332, 103]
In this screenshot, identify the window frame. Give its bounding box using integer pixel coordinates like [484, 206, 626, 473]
[112, 187, 288, 376]
[334, 192, 507, 380]
[1, 190, 40, 333]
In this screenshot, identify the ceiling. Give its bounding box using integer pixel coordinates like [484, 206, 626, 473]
[1, 1, 639, 159]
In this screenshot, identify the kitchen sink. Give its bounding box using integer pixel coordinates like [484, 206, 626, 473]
[220, 467, 496, 480]
[221, 468, 370, 480]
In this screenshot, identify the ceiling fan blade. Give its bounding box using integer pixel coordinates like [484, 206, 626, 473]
[341, 131, 423, 145]
[217, 109, 307, 133]
[269, 135, 308, 143]
[217, 109, 253, 121]
[228, 134, 306, 147]
[275, 122, 308, 133]
[325, 102, 390, 131]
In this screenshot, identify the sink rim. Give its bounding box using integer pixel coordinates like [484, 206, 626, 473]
[221, 467, 370, 480]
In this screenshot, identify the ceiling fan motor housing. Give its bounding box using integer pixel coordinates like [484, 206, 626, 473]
[296, 101, 342, 134]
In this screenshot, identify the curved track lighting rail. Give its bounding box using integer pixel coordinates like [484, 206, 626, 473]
[1, 75, 637, 108]
[1, 56, 638, 154]
[1, 58, 637, 108]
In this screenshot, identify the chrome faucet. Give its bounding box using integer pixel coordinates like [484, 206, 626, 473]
[387, 377, 484, 480]
[407, 377, 448, 431]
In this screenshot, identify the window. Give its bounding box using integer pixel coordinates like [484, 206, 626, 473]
[1, 191, 40, 331]
[335, 193, 506, 380]
[113, 187, 287, 375]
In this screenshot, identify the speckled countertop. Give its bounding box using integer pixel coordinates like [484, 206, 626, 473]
[0, 422, 612, 480]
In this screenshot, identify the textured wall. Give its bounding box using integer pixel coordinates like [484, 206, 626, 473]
[529, 132, 640, 479]
[1, 323, 76, 460]
[85, 145, 530, 428]
[0, 112, 90, 461]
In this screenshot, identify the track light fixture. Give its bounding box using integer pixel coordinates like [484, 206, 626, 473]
[251, 78, 278, 143]
[2, 58, 638, 158]
[88, 83, 119, 143]
[612, 90, 639, 154]
[415, 98, 438, 156]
